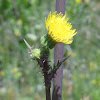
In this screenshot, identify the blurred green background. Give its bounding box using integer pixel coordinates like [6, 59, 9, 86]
[0, 0, 100, 100]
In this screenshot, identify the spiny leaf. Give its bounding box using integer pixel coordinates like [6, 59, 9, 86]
[53, 55, 70, 71]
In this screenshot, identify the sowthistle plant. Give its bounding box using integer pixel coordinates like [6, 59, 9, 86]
[24, 11, 77, 100]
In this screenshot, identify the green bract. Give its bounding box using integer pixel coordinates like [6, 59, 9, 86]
[41, 34, 56, 49]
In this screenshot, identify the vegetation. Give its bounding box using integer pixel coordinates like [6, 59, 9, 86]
[0, 0, 100, 100]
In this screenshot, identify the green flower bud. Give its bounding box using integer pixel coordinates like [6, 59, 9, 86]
[31, 49, 40, 59]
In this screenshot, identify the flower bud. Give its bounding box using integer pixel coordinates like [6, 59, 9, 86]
[31, 49, 40, 59]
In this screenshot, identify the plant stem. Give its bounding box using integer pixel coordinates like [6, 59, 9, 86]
[45, 87, 51, 100]
[37, 58, 51, 100]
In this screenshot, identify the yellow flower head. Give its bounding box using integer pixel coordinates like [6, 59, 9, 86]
[45, 12, 77, 44]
